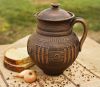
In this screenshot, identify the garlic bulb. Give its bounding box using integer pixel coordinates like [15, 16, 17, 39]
[14, 69, 37, 83]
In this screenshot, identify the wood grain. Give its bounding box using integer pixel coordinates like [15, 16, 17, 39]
[0, 35, 100, 87]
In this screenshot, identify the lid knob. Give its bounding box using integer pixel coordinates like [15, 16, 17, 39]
[51, 3, 60, 9]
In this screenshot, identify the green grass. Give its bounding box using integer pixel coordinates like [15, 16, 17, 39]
[0, 0, 48, 44]
[0, 0, 100, 44]
[59, 0, 100, 31]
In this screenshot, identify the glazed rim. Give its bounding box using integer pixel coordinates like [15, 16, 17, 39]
[37, 11, 75, 22]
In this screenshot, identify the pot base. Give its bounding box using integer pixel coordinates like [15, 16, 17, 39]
[43, 70, 63, 76]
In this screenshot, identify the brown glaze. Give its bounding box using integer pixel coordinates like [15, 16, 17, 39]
[27, 4, 88, 75]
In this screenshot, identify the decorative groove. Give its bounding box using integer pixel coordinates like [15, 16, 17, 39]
[37, 46, 41, 63]
[34, 45, 37, 62]
[66, 47, 69, 65]
[64, 48, 67, 63]
[46, 48, 48, 64]
[67, 47, 70, 66]
[71, 45, 75, 63]
[41, 47, 45, 64]
[32, 33, 77, 44]
[69, 46, 72, 65]
[74, 44, 77, 58]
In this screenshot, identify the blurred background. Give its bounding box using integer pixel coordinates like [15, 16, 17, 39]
[0, 0, 100, 44]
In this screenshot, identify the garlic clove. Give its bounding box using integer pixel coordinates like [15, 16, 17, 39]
[14, 70, 34, 78]
[13, 69, 37, 83]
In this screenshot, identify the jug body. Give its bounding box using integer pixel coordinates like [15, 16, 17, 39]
[27, 31, 80, 75]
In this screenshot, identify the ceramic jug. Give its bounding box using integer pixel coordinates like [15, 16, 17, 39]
[27, 4, 88, 75]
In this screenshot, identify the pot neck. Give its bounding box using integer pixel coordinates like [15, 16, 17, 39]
[36, 20, 73, 37]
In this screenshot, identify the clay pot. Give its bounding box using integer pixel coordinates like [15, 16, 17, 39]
[27, 4, 88, 75]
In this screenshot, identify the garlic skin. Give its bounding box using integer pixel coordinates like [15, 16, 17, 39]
[24, 71, 37, 83]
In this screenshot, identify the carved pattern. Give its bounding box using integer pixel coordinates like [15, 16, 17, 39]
[32, 45, 49, 64]
[73, 45, 76, 62]
[71, 45, 74, 64]
[41, 47, 44, 64]
[64, 48, 67, 63]
[31, 33, 78, 45]
[63, 45, 77, 65]
[48, 49, 64, 64]
[31, 44, 78, 66]
[37, 46, 41, 63]
[67, 46, 70, 65]
[45, 48, 48, 64]
[34, 45, 37, 62]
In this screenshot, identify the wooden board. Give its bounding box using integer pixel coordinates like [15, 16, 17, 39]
[0, 35, 100, 87]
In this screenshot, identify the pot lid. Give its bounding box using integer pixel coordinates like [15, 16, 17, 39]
[37, 3, 74, 21]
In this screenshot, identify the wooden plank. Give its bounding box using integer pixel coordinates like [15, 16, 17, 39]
[0, 36, 100, 87]
[81, 80, 100, 87]
[0, 77, 7, 87]
[77, 37, 100, 73]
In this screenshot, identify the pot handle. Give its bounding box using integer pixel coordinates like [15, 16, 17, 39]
[72, 17, 88, 51]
